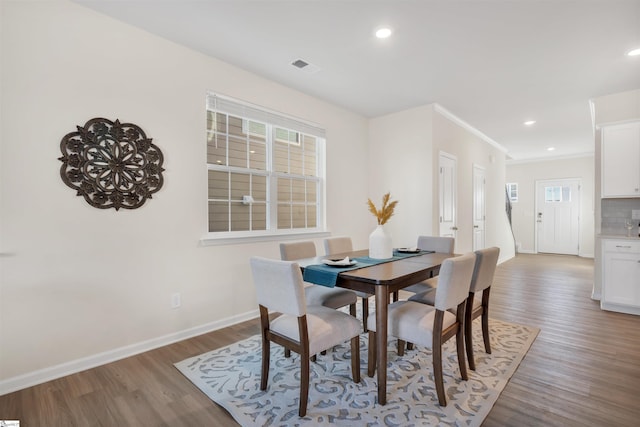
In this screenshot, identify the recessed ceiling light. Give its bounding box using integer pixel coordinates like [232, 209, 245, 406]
[375, 27, 392, 39]
[524, 120, 536, 126]
[627, 48, 640, 56]
[547, 147, 555, 151]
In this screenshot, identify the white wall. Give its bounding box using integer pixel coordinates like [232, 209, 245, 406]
[0, 0, 370, 391]
[368, 105, 515, 261]
[506, 156, 595, 257]
[367, 105, 435, 247]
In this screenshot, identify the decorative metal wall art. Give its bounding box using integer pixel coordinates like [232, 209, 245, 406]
[58, 118, 165, 210]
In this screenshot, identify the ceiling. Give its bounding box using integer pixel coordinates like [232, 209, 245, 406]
[77, 0, 640, 161]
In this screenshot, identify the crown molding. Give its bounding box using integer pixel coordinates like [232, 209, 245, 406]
[433, 103, 508, 154]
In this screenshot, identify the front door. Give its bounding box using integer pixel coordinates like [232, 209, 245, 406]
[439, 152, 457, 241]
[473, 164, 486, 250]
[535, 178, 581, 255]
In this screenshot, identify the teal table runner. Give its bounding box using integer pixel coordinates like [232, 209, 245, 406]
[302, 250, 434, 287]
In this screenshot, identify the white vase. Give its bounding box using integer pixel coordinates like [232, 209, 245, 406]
[369, 224, 393, 259]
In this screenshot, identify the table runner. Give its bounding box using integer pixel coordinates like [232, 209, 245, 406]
[302, 249, 433, 287]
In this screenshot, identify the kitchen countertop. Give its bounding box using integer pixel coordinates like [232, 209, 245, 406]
[598, 234, 640, 240]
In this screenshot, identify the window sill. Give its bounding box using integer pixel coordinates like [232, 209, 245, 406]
[199, 230, 331, 246]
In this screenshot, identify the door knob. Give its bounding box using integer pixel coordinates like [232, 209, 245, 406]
[451, 226, 458, 230]
[473, 225, 479, 228]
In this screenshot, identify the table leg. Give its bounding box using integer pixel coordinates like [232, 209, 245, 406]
[375, 286, 388, 405]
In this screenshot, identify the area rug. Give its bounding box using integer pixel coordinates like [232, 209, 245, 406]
[175, 319, 538, 426]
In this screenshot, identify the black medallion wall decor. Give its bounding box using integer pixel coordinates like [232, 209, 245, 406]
[58, 118, 165, 210]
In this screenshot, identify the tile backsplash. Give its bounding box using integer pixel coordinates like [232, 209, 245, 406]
[601, 198, 640, 235]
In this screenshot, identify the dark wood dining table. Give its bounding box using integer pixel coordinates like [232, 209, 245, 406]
[297, 249, 452, 405]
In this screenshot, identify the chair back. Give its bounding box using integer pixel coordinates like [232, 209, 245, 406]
[416, 236, 455, 254]
[324, 236, 353, 255]
[250, 256, 306, 317]
[470, 247, 500, 293]
[280, 241, 316, 261]
[434, 252, 476, 311]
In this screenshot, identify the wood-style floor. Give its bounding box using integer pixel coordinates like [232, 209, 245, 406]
[1, 254, 639, 426]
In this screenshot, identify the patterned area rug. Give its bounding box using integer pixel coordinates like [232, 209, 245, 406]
[175, 319, 538, 426]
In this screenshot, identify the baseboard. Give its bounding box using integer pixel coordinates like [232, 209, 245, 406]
[516, 249, 536, 254]
[0, 309, 259, 396]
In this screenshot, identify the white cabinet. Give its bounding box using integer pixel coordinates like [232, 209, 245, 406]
[601, 239, 640, 315]
[601, 122, 640, 198]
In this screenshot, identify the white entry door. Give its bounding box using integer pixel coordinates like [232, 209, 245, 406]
[472, 164, 486, 250]
[439, 152, 457, 240]
[535, 178, 581, 255]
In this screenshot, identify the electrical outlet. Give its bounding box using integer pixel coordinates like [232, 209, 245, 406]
[171, 292, 181, 309]
[632, 210, 640, 220]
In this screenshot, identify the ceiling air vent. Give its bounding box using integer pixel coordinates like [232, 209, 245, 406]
[291, 58, 321, 74]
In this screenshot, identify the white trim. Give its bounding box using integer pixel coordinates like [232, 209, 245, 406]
[0, 309, 259, 396]
[200, 230, 330, 246]
[506, 152, 594, 165]
[516, 248, 536, 254]
[433, 103, 508, 153]
[594, 118, 640, 130]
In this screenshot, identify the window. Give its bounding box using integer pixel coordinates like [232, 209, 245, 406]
[205, 93, 325, 238]
[506, 183, 518, 203]
[544, 185, 571, 203]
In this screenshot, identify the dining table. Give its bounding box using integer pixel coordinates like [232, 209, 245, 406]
[296, 248, 452, 405]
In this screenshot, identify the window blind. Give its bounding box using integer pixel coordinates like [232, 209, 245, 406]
[206, 92, 326, 138]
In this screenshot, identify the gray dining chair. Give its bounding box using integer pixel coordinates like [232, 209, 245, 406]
[402, 236, 455, 295]
[366, 252, 475, 406]
[250, 256, 361, 417]
[411, 247, 500, 370]
[323, 236, 373, 332]
[280, 241, 358, 315]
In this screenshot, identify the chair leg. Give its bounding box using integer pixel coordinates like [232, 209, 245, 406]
[349, 302, 357, 317]
[465, 316, 475, 371]
[482, 310, 491, 354]
[362, 297, 369, 332]
[367, 331, 376, 377]
[311, 354, 317, 362]
[482, 289, 492, 354]
[397, 339, 406, 356]
[407, 342, 414, 351]
[433, 310, 446, 406]
[433, 339, 446, 406]
[465, 297, 476, 371]
[299, 355, 310, 417]
[260, 337, 270, 390]
[456, 324, 468, 381]
[350, 336, 361, 383]
[284, 348, 291, 358]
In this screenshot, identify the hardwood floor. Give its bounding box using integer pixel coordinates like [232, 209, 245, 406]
[1, 253, 639, 426]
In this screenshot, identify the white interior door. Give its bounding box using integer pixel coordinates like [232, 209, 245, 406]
[535, 178, 581, 255]
[473, 164, 486, 250]
[439, 152, 457, 240]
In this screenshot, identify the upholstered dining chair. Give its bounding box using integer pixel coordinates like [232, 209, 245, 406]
[463, 246, 500, 370]
[280, 241, 358, 315]
[323, 236, 373, 332]
[402, 236, 455, 295]
[281, 241, 358, 358]
[366, 252, 476, 406]
[249, 256, 361, 417]
[409, 247, 500, 370]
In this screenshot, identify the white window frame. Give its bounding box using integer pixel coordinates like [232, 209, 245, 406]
[201, 93, 328, 245]
[506, 182, 518, 203]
